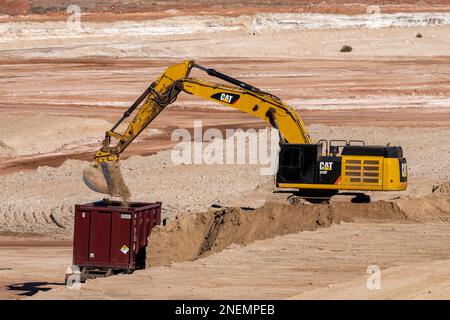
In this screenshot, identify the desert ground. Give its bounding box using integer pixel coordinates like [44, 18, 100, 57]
[0, 1, 449, 300]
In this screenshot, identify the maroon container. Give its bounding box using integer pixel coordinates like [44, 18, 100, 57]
[72, 200, 161, 276]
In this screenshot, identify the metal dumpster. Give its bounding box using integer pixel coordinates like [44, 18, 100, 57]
[70, 199, 161, 281]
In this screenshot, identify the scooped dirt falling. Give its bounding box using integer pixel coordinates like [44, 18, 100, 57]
[108, 163, 131, 206]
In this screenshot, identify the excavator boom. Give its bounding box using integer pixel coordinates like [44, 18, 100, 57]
[83, 60, 311, 198]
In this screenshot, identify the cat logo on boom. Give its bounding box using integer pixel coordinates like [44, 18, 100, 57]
[210, 92, 240, 104]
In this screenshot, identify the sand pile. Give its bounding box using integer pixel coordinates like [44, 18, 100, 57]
[289, 259, 450, 300]
[146, 190, 450, 267]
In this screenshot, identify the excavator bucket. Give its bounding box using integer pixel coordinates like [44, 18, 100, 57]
[82, 161, 131, 201]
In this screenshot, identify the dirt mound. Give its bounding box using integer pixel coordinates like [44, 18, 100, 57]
[146, 194, 450, 267]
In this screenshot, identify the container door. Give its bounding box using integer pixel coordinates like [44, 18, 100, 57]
[138, 212, 147, 249]
[88, 210, 112, 264]
[110, 211, 132, 266]
[73, 208, 90, 264]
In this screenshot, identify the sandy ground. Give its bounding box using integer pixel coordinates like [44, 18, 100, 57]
[0, 7, 449, 300]
[30, 221, 450, 299]
[291, 258, 450, 299]
[0, 237, 71, 299]
[3, 221, 450, 300]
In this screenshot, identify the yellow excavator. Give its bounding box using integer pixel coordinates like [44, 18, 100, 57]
[83, 60, 407, 202]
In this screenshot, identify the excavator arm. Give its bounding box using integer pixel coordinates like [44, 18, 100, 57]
[178, 78, 311, 144]
[82, 60, 311, 198]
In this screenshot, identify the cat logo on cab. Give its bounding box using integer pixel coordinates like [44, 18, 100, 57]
[211, 92, 240, 104]
[319, 161, 333, 175]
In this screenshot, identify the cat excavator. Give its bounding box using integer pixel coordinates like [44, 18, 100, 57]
[82, 60, 407, 202]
